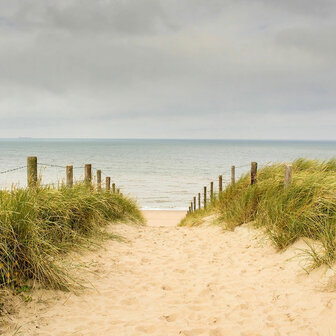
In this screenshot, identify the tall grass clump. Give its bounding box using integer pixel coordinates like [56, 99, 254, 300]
[0, 183, 144, 291]
[179, 206, 215, 227]
[182, 159, 336, 268]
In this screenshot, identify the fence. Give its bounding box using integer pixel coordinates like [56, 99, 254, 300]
[187, 162, 293, 214]
[2, 157, 294, 210]
[0, 156, 122, 193]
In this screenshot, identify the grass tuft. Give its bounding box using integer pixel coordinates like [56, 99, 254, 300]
[179, 207, 215, 227]
[0, 182, 144, 291]
[181, 158, 336, 268]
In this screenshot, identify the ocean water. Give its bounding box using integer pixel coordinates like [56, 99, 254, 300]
[0, 139, 335, 209]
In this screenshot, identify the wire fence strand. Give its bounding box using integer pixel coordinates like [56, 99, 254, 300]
[38, 163, 66, 169]
[0, 165, 27, 175]
[38, 163, 85, 169]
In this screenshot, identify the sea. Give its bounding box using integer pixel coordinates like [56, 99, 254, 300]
[0, 139, 335, 210]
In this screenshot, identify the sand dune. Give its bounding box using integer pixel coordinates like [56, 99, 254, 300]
[2, 210, 336, 336]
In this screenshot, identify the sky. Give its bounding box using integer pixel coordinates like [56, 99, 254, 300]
[0, 0, 335, 140]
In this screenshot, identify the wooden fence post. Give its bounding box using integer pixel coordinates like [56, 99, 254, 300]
[193, 197, 196, 211]
[112, 183, 116, 193]
[27, 156, 37, 187]
[117, 188, 120, 194]
[204, 186, 207, 209]
[198, 193, 201, 209]
[106, 177, 111, 190]
[231, 165, 236, 185]
[190, 201, 193, 213]
[97, 170, 102, 190]
[284, 164, 292, 188]
[219, 175, 223, 193]
[210, 182, 214, 201]
[66, 165, 73, 187]
[251, 162, 257, 185]
[84, 164, 92, 185]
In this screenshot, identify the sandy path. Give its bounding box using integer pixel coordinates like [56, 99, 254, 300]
[3, 210, 336, 336]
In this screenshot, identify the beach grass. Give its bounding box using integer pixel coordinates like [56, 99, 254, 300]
[0, 182, 144, 292]
[180, 158, 336, 268]
[179, 206, 216, 227]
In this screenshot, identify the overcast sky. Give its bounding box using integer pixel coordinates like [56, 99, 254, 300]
[0, 0, 335, 139]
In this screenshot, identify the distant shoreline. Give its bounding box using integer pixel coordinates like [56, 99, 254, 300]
[0, 138, 335, 143]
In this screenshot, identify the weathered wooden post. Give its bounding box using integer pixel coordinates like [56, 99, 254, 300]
[27, 156, 38, 187]
[97, 170, 102, 190]
[204, 186, 207, 209]
[251, 162, 257, 185]
[210, 182, 214, 201]
[198, 193, 201, 209]
[219, 175, 223, 193]
[106, 177, 111, 190]
[66, 165, 73, 187]
[284, 164, 292, 188]
[231, 165, 236, 185]
[84, 164, 92, 185]
[117, 188, 120, 194]
[193, 197, 196, 211]
[112, 183, 116, 193]
[190, 201, 193, 213]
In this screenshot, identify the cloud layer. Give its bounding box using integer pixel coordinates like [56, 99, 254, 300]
[0, 0, 335, 139]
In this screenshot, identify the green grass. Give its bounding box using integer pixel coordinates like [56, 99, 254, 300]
[179, 205, 217, 227]
[180, 158, 336, 268]
[0, 182, 144, 291]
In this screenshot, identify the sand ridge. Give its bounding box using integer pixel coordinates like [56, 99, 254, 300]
[2, 210, 336, 336]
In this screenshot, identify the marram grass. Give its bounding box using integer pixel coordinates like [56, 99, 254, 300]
[0, 183, 144, 291]
[179, 205, 217, 227]
[181, 158, 336, 269]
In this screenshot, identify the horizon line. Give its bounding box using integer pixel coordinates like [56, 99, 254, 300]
[0, 137, 335, 142]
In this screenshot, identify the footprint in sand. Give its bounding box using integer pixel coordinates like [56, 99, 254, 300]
[198, 288, 212, 297]
[161, 284, 173, 291]
[162, 312, 179, 322]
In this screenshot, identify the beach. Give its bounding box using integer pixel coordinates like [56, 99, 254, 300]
[1, 1, 335, 334]
[2, 210, 336, 335]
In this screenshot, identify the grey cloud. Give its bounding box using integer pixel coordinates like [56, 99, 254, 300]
[0, 0, 229, 35]
[0, 0, 335, 139]
[259, 0, 336, 18]
[275, 27, 336, 60]
[0, 0, 170, 35]
[2, 0, 336, 35]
